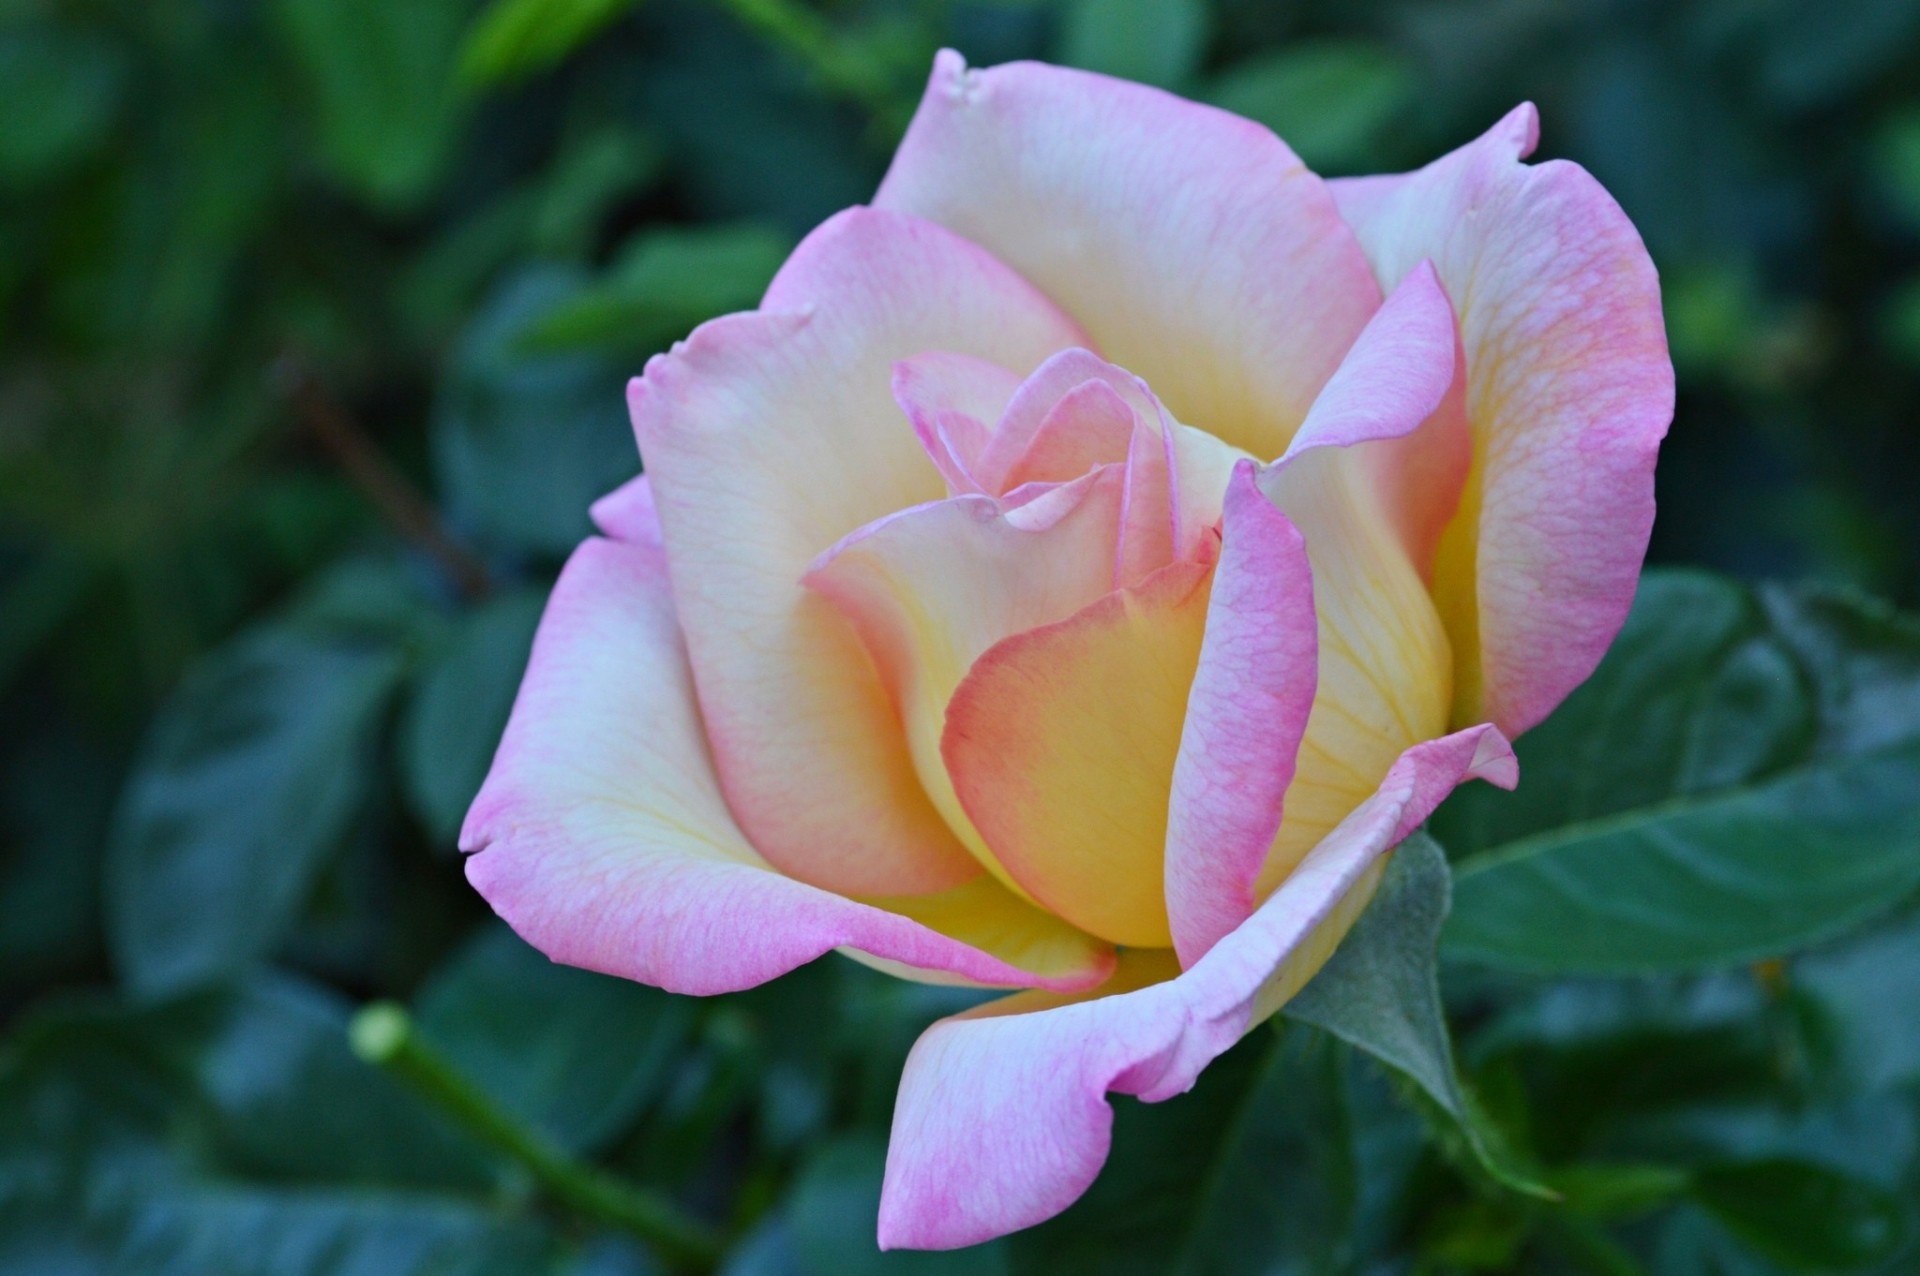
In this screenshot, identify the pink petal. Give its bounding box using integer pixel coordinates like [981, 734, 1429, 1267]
[631, 207, 1088, 898]
[877, 724, 1516, 1249]
[1245, 265, 1465, 898]
[999, 379, 1135, 491]
[1278, 260, 1460, 464]
[1114, 405, 1178, 588]
[462, 536, 1115, 997]
[892, 352, 1021, 495]
[1278, 259, 1471, 581]
[1331, 104, 1673, 735]
[587, 473, 661, 547]
[877, 51, 1381, 460]
[1164, 462, 1317, 966]
[975, 348, 1140, 491]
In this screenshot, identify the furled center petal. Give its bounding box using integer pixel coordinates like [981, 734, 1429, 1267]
[807, 352, 1244, 942]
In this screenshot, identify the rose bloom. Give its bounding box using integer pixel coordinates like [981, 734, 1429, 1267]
[463, 53, 1671, 1249]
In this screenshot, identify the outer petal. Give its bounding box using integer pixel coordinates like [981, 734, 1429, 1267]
[588, 473, 660, 546]
[1164, 463, 1317, 966]
[877, 725, 1517, 1250]
[631, 207, 1089, 897]
[462, 537, 1114, 996]
[876, 51, 1381, 459]
[941, 556, 1216, 947]
[802, 479, 1124, 895]
[1330, 104, 1674, 735]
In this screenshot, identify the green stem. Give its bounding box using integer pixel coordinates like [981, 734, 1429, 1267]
[350, 1002, 723, 1271]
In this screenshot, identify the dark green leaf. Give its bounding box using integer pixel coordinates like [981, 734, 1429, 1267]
[1057, 0, 1209, 91]
[400, 587, 545, 845]
[1794, 912, 1920, 1094]
[432, 268, 638, 557]
[107, 626, 408, 997]
[415, 923, 697, 1153]
[165, 973, 495, 1189]
[1164, 1030, 1364, 1274]
[1014, 1030, 1418, 1275]
[123, 1190, 554, 1276]
[459, 0, 646, 87]
[0, 981, 537, 1275]
[1287, 832, 1549, 1196]
[1442, 572, 1920, 974]
[1692, 1160, 1907, 1271]
[1208, 40, 1417, 173]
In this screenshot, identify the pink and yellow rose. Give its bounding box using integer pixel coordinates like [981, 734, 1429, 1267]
[462, 52, 1671, 1248]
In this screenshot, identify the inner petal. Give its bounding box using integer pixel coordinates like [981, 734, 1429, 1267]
[941, 553, 1218, 947]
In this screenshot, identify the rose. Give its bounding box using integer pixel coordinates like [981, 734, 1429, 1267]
[462, 51, 1671, 1249]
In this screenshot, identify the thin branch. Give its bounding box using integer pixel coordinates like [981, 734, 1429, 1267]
[350, 1002, 725, 1271]
[275, 357, 494, 600]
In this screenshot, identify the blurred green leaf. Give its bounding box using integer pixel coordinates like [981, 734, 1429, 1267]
[519, 223, 791, 356]
[400, 587, 545, 845]
[165, 972, 495, 1188]
[433, 268, 637, 556]
[0, 24, 126, 188]
[1759, 580, 1920, 756]
[1880, 276, 1920, 370]
[1441, 571, 1920, 974]
[1288, 832, 1549, 1197]
[1692, 1160, 1907, 1271]
[459, 0, 645, 88]
[1207, 39, 1417, 173]
[1057, 0, 1208, 91]
[0, 980, 553, 1275]
[415, 924, 697, 1154]
[1795, 913, 1920, 1095]
[106, 625, 408, 998]
[529, 127, 665, 259]
[1871, 108, 1920, 232]
[274, 0, 474, 209]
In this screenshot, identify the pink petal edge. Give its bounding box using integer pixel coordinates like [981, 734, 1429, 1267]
[1330, 104, 1673, 735]
[1163, 460, 1317, 966]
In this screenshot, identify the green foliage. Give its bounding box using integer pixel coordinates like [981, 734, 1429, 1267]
[1287, 833, 1550, 1197]
[1206, 39, 1416, 173]
[0, 24, 127, 188]
[1058, 0, 1209, 91]
[1440, 571, 1920, 973]
[106, 619, 411, 998]
[415, 924, 696, 1153]
[6, 0, 1920, 1272]
[460, 0, 649, 88]
[274, 0, 476, 210]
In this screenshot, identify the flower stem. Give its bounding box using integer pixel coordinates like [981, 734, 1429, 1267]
[349, 1001, 724, 1270]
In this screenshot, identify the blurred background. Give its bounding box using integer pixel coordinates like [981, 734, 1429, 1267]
[4, 0, 1920, 1272]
